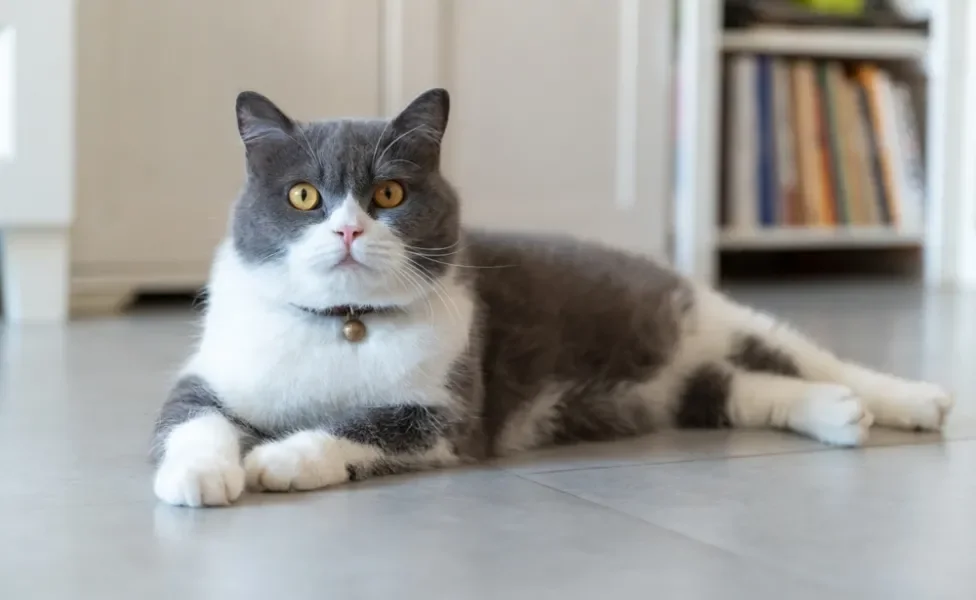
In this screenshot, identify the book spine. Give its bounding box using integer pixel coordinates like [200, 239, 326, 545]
[892, 82, 926, 230]
[859, 66, 902, 226]
[836, 70, 872, 225]
[756, 56, 778, 227]
[792, 60, 826, 225]
[849, 72, 882, 225]
[815, 63, 840, 225]
[727, 55, 759, 230]
[772, 58, 801, 226]
[821, 63, 851, 225]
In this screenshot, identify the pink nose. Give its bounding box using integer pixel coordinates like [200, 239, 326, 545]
[336, 225, 364, 248]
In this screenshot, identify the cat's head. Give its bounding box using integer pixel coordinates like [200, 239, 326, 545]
[229, 88, 460, 309]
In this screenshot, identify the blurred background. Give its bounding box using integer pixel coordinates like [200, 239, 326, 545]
[0, 0, 970, 322]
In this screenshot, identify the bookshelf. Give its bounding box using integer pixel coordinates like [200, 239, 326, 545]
[722, 27, 928, 60]
[718, 227, 923, 251]
[673, 0, 973, 286]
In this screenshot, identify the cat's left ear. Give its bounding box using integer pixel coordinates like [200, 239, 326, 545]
[235, 91, 294, 146]
[390, 88, 450, 159]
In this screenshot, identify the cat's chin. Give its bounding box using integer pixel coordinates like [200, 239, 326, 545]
[334, 255, 362, 268]
[283, 262, 440, 311]
[216, 241, 446, 314]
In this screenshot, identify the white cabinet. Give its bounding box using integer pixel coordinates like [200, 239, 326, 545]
[0, 0, 75, 322]
[70, 0, 383, 313]
[6, 0, 676, 318]
[388, 0, 675, 258]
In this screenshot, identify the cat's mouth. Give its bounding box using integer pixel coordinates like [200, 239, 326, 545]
[335, 254, 367, 270]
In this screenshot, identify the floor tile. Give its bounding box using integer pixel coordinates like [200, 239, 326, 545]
[529, 441, 976, 600]
[1, 468, 831, 600]
[1, 283, 974, 599]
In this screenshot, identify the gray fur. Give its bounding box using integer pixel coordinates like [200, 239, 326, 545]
[674, 364, 732, 429]
[729, 334, 801, 377]
[151, 376, 264, 462]
[464, 231, 692, 447]
[336, 405, 457, 481]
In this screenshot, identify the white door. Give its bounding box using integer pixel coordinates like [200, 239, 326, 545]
[385, 0, 675, 259]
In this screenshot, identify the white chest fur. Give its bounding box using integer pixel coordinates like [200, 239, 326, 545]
[185, 247, 477, 430]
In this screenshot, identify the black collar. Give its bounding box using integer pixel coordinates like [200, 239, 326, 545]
[292, 304, 399, 319]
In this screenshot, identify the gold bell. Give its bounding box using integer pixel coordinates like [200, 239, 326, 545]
[342, 317, 367, 342]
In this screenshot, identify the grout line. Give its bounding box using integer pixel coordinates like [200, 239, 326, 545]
[504, 433, 976, 476]
[508, 470, 842, 594]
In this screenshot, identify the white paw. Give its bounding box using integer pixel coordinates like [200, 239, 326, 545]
[244, 432, 350, 492]
[865, 380, 954, 431]
[789, 384, 874, 447]
[154, 455, 245, 507]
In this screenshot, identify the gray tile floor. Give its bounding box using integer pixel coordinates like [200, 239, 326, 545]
[2, 282, 976, 599]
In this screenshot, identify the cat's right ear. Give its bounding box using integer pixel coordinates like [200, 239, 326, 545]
[235, 91, 294, 146]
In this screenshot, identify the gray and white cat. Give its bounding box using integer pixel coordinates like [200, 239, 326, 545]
[153, 89, 953, 507]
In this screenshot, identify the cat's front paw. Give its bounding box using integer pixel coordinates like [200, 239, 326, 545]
[244, 431, 350, 492]
[866, 380, 954, 431]
[154, 455, 245, 507]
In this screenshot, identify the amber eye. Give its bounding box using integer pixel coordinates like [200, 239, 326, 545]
[372, 181, 405, 209]
[288, 183, 320, 211]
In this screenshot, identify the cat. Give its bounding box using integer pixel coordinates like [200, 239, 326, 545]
[152, 88, 953, 507]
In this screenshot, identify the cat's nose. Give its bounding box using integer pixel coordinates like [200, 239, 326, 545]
[335, 225, 364, 248]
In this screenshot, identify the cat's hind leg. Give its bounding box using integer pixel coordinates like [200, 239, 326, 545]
[676, 363, 873, 446]
[694, 287, 953, 431]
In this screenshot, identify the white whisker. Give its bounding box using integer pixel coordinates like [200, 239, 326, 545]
[375, 124, 441, 168]
[371, 119, 393, 168]
[404, 249, 465, 258]
[403, 240, 463, 252]
[404, 259, 462, 323]
[388, 264, 434, 319]
[405, 252, 516, 269]
[381, 158, 421, 171]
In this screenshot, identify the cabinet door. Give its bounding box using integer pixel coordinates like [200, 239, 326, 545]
[0, 0, 75, 227]
[384, 0, 674, 259]
[73, 0, 382, 283]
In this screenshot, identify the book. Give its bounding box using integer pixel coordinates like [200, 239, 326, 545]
[816, 63, 844, 224]
[875, 70, 920, 229]
[834, 69, 878, 226]
[846, 73, 882, 226]
[756, 55, 778, 226]
[892, 82, 925, 230]
[857, 65, 902, 225]
[852, 77, 889, 224]
[772, 58, 802, 225]
[726, 55, 759, 230]
[791, 60, 828, 225]
[831, 63, 868, 225]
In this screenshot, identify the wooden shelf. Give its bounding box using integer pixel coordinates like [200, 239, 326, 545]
[722, 27, 928, 60]
[718, 227, 924, 251]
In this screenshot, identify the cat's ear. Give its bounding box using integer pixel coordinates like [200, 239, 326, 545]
[391, 88, 450, 152]
[235, 91, 294, 146]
